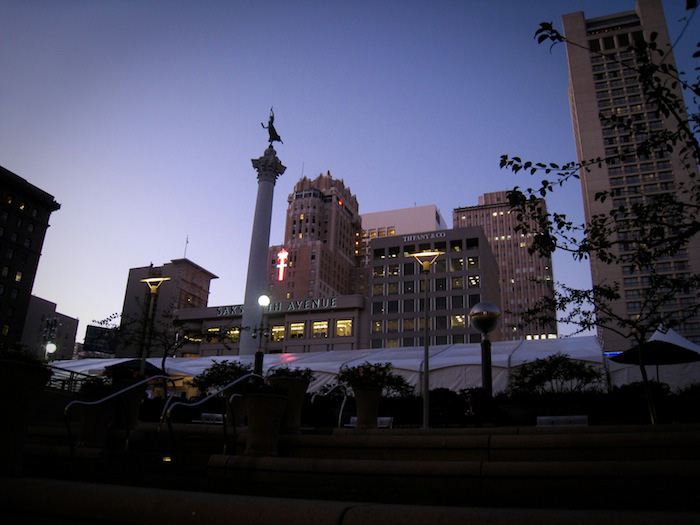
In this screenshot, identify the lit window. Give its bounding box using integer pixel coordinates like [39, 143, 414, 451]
[312, 321, 328, 338]
[289, 322, 305, 339]
[206, 327, 220, 343]
[14, 271, 22, 283]
[271, 325, 285, 342]
[468, 275, 480, 288]
[372, 321, 383, 333]
[335, 319, 352, 337]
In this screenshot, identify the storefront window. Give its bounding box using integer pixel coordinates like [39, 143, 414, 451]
[312, 321, 329, 338]
[271, 325, 285, 342]
[289, 322, 305, 339]
[335, 319, 352, 337]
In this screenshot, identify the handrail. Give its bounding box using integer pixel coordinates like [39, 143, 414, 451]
[46, 364, 95, 393]
[163, 373, 264, 458]
[64, 374, 176, 456]
[311, 384, 348, 428]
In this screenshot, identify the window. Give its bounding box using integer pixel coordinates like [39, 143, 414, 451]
[372, 284, 384, 296]
[388, 282, 399, 295]
[468, 294, 481, 308]
[451, 315, 466, 328]
[372, 266, 385, 278]
[312, 321, 328, 338]
[206, 327, 220, 343]
[466, 237, 479, 249]
[289, 322, 305, 339]
[435, 296, 447, 310]
[271, 325, 285, 341]
[372, 302, 384, 315]
[387, 264, 399, 277]
[452, 295, 464, 309]
[451, 276, 464, 289]
[372, 321, 383, 333]
[335, 319, 352, 337]
[450, 258, 464, 272]
[387, 300, 399, 314]
[14, 271, 22, 283]
[403, 299, 415, 313]
[468, 275, 480, 288]
[467, 256, 479, 269]
[387, 319, 399, 333]
[224, 327, 240, 343]
[404, 318, 415, 331]
[403, 280, 415, 294]
[450, 240, 462, 252]
[403, 262, 415, 275]
[435, 278, 447, 291]
[435, 316, 447, 330]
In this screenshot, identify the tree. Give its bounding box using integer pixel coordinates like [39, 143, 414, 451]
[500, 17, 700, 423]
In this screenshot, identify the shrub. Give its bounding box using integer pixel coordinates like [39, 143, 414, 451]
[187, 360, 253, 394]
[337, 362, 414, 397]
[507, 353, 603, 395]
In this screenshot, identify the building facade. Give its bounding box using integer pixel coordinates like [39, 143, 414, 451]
[20, 295, 78, 361]
[266, 172, 362, 301]
[454, 192, 557, 340]
[563, 0, 700, 347]
[176, 294, 369, 356]
[368, 226, 501, 348]
[0, 166, 61, 346]
[116, 258, 218, 357]
[360, 205, 447, 266]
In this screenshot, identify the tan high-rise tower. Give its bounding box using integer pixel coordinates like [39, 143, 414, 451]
[266, 171, 362, 301]
[563, 0, 700, 349]
[454, 192, 557, 340]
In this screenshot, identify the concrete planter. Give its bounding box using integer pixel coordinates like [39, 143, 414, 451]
[351, 385, 383, 429]
[0, 359, 51, 475]
[267, 376, 310, 434]
[244, 390, 287, 456]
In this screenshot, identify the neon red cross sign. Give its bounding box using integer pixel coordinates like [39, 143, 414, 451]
[276, 249, 289, 281]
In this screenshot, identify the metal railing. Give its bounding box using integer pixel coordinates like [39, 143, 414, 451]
[311, 384, 349, 428]
[64, 374, 177, 456]
[163, 373, 264, 458]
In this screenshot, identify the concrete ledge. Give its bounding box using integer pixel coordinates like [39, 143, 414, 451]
[2, 477, 700, 524]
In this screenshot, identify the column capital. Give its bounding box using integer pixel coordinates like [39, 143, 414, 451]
[251, 146, 286, 184]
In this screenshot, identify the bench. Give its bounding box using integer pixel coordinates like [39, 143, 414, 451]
[536, 415, 588, 427]
[345, 416, 394, 428]
[193, 413, 225, 425]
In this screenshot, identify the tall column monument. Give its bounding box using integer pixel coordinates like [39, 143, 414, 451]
[239, 109, 286, 356]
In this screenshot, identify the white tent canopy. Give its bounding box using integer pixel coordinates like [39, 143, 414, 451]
[51, 335, 700, 393]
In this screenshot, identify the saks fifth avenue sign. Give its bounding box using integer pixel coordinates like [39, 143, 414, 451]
[402, 231, 446, 242]
[216, 297, 338, 317]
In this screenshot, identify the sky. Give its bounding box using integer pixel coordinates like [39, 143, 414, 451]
[1, 0, 698, 343]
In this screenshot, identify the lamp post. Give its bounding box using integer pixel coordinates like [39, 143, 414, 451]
[468, 301, 501, 400]
[252, 294, 271, 376]
[139, 277, 170, 376]
[44, 342, 57, 362]
[409, 250, 444, 429]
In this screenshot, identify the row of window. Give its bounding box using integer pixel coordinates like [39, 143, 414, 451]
[372, 314, 471, 333]
[195, 319, 355, 344]
[372, 258, 479, 277]
[372, 293, 481, 314]
[372, 276, 481, 296]
[370, 333, 483, 349]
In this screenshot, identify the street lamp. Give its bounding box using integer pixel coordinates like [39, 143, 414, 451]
[252, 294, 270, 375]
[139, 277, 170, 375]
[409, 249, 444, 429]
[468, 301, 501, 400]
[45, 342, 57, 361]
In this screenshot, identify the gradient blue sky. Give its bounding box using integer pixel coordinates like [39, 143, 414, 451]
[1, 1, 697, 342]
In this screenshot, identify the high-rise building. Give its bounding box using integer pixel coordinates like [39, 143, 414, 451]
[266, 172, 362, 301]
[0, 166, 60, 346]
[368, 227, 501, 348]
[116, 258, 217, 357]
[454, 192, 557, 340]
[563, 0, 700, 348]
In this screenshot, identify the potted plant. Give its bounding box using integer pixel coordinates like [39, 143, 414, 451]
[0, 343, 51, 475]
[337, 362, 411, 428]
[187, 360, 254, 428]
[266, 366, 315, 434]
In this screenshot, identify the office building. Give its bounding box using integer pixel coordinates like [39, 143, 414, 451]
[266, 172, 362, 301]
[116, 258, 217, 357]
[563, 0, 700, 348]
[368, 227, 501, 348]
[454, 192, 557, 340]
[20, 296, 78, 361]
[0, 166, 60, 346]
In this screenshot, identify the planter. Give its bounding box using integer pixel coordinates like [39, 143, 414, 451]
[267, 376, 310, 434]
[244, 390, 287, 456]
[0, 359, 51, 476]
[351, 385, 383, 429]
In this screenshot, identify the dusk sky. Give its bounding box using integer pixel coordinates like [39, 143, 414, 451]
[2, 1, 697, 343]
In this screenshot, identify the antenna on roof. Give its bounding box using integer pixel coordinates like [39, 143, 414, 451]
[184, 235, 189, 258]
